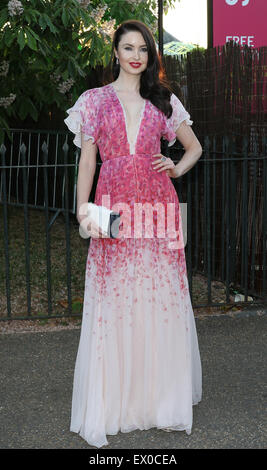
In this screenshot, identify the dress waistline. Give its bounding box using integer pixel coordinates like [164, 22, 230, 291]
[101, 153, 154, 164]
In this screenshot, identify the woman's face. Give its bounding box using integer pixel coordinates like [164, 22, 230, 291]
[115, 30, 148, 76]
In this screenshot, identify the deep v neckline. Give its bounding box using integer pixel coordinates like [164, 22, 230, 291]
[109, 83, 147, 155]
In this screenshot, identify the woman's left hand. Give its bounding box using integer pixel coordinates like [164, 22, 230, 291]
[151, 154, 179, 178]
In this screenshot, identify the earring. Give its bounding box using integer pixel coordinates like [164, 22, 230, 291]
[116, 57, 119, 65]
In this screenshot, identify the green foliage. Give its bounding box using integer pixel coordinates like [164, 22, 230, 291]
[0, 0, 175, 142]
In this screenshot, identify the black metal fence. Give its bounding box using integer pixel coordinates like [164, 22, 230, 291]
[1, 129, 266, 321]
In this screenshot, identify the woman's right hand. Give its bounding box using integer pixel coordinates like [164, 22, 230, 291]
[78, 214, 109, 239]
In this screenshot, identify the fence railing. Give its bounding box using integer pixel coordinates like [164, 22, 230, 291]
[0, 129, 266, 321]
[0, 128, 80, 214]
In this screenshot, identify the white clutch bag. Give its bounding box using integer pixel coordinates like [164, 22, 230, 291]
[79, 202, 121, 239]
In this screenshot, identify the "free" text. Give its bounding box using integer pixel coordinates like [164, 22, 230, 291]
[226, 36, 254, 47]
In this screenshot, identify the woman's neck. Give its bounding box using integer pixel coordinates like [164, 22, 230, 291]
[113, 71, 141, 93]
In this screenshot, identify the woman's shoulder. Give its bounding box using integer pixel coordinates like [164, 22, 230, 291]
[168, 92, 191, 118]
[78, 84, 111, 100]
[74, 85, 111, 112]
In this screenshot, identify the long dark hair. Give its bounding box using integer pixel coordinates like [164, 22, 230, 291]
[103, 20, 173, 118]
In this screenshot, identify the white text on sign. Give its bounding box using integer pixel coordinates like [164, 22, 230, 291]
[226, 36, 254, 47]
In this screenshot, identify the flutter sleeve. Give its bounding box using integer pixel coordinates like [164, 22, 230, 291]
[162, 93, 193, 147]
[64, 89, 99, 148]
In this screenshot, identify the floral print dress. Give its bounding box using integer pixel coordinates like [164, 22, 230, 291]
[64, 83, 202, 448]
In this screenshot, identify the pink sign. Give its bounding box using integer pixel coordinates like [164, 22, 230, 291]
[213, 0, 267, 48]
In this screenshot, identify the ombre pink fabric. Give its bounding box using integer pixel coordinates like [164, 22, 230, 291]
[64, 83, 202, 448]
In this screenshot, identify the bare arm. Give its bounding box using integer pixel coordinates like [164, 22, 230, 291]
[173, 121, 202, 178]
[76, 132, 97, 224]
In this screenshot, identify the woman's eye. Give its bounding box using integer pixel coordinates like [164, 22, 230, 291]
[124, 47, 147, 52]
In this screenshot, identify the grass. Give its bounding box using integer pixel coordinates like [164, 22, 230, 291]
[0, 204, 88, 320]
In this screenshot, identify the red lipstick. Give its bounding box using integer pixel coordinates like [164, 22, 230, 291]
[129, 62, 142, 68]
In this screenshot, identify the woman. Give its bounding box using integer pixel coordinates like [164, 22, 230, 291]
[64, 19, 202, 449]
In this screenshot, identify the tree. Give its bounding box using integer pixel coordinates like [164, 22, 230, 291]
[0, 0, 176, 141]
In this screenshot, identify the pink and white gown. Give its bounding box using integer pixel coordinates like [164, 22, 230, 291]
[64, 83, 202, 448]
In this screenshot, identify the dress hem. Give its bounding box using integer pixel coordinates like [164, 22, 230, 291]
[70, 420, 195, 449]
[70, 395, 202, 448]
